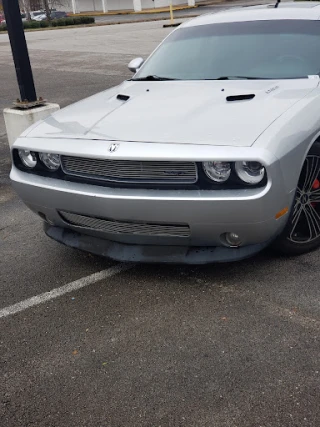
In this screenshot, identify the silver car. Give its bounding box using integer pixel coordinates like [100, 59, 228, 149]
[10, 3, 320, 263]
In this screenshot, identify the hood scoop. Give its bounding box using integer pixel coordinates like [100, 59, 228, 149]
[226, 94, 255, 102]
[116, 94, 130, 101]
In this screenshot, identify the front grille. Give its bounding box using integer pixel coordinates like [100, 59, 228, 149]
[61, 156, 197, 185]
[59, 211, 190, 238]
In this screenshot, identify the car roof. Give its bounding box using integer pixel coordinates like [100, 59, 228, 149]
[182, 2, 320, 28]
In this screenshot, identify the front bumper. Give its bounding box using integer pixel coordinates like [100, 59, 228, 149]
[11, 156, 292, 262]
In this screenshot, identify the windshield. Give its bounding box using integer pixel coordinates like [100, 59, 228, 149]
[134, 20, 320, 80]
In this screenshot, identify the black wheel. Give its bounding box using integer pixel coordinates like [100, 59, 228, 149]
[273, 141, 320, 255]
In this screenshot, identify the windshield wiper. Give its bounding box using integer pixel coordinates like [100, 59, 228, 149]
[132, 75, 179, 81]
[207, 76, 268, 80]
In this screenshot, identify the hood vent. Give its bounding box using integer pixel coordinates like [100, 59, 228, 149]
[226, 94, 255, 102]
[117, 94, 130, 101]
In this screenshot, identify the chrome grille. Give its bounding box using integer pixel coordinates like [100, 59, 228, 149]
[59, 211, 190, 238]
[61, 156, 197, 184]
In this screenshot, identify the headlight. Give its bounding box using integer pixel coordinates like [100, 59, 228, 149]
[203, 161, 231, 183]
[39, 153, 61, 171]
[235, 161, 265, 184]
[18, 150, 37, 168]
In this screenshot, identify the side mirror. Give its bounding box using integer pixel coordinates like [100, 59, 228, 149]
[128, 57, 144, 73]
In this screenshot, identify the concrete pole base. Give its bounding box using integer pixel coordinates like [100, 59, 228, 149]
[3, 103, 60, 148]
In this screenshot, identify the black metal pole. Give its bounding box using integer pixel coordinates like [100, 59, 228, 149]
[3, 0, 37, 104]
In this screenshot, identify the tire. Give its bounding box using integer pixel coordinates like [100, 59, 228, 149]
[272, 141, 320, 255]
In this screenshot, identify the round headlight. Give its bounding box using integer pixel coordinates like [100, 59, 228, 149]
[235, 161, 265, 184]
[18, 150, 37, 168]
[203, 161, 231, 183]
[39, 153, 61, 171]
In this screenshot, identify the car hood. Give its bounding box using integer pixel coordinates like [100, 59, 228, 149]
[25, 79, 319, 147]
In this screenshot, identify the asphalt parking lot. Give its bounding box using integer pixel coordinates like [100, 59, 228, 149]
[0, 17, 320, 427]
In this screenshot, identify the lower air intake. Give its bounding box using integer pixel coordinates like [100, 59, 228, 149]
[59, 211, 190, 238]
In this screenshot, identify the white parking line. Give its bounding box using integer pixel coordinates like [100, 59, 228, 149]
[0, 263, 134, 319]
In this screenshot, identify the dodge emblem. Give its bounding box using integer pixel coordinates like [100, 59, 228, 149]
[109, 143, 119, 153]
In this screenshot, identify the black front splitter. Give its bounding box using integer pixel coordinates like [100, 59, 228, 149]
[44, 224, 269, 264]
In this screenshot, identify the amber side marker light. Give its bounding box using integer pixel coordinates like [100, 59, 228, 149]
[275, 207, 289, 220]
